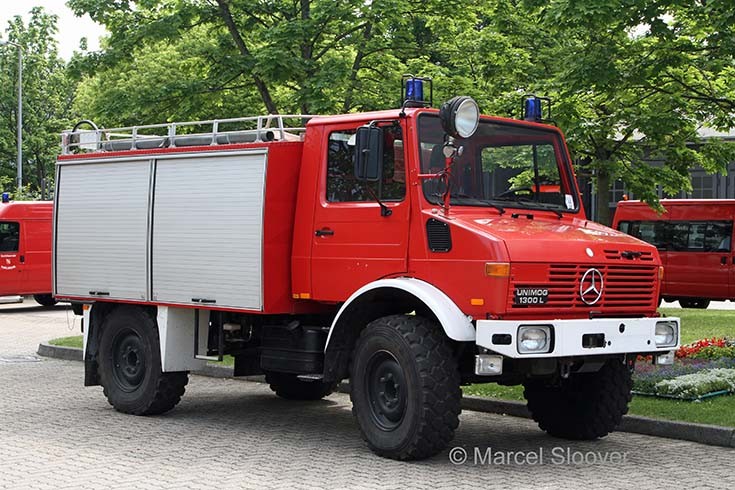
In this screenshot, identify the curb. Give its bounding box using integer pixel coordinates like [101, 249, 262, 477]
[38, 343, 735, 449]
[37, 343, 83, 362]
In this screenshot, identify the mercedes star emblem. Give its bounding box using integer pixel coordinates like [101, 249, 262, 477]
[580, 268, 604, 305]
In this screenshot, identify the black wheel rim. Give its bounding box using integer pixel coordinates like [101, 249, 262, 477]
[365, 350, 407, 431]
[111, 329, 146, 392]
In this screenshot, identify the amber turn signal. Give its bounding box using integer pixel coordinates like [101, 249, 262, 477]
[658, 266, 664, 281]
[485, 262, 510, 277]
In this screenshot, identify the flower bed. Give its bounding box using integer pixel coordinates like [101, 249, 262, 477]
[634, 338, 735, 400]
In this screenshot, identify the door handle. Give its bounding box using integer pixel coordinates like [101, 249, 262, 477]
[19, 255, 24, 263]
[315, 228, 334, 237]
[722, 256, 728, 265]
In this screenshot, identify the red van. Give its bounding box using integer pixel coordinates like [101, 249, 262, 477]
[612, 199, 734, 308]
[0, 199, 56, 306]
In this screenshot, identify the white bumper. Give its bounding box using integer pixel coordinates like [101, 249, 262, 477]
[475, 317, 680, 359]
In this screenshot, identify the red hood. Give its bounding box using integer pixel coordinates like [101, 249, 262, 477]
[452, 214, 659, 264]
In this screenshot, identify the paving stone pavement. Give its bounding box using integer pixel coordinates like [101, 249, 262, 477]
[1, 301, 734, 489]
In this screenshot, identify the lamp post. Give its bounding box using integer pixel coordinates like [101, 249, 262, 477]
[1, 40, 22, 191]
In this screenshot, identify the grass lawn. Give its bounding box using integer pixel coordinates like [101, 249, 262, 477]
[48, 307, 735, 426]
[660, 307, 735, 344]
[49, 336, 83, 348]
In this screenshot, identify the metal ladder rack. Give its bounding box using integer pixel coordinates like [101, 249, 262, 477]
[61, 114, 318, 155]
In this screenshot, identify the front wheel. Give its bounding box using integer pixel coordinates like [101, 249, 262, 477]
[349, 315, 461, 460]
[523, 359, 632, 440]
[98, 307, 188, 415]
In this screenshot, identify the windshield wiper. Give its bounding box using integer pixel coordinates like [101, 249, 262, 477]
[491, 197, 563, 218]
[450, 195, 505, 215]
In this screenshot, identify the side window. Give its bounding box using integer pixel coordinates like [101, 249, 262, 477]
[664, 220, 732, 252]
[669, 222, 689, 251]
[705, 222, 732, 252]
[622, 221, 666, 249]
[0, 222, 20, 252]
[326, 125, 406, 203]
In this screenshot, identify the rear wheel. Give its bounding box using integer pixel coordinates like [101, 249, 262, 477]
[264, 372, 335, 400]
[349, 315, 461, 460]
[33, 294, 57, 307]
[98, 307, 188, 415]
[523, 359, 632, 440]
[680, 298, 710, 309]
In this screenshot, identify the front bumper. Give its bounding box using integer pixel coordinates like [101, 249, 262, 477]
[475, 317, 680, 359]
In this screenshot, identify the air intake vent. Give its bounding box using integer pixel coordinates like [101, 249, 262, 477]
[426, 218, 452, 252]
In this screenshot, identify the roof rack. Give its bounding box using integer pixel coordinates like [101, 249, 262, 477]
[61, 114, 317, 155]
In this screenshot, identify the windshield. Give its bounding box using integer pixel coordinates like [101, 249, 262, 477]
[418, 115, 577, 212]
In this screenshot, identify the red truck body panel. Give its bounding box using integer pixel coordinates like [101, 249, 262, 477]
[0, 201, 53, 296]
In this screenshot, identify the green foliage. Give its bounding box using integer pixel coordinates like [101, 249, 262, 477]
[0, 7, 78, 197]
[690, 346, 735, 360]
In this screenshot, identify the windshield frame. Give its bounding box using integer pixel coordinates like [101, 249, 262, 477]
[417, 113, 580, 214]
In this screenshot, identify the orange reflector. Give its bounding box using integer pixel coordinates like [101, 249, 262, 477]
[470, 298, 485, 306]
[658, 266, 664, 281]
[82, 304, 90, 311]
[485, 262, 511, 277]
[300, 293, 311, 299]
[292, 293, 300, 299]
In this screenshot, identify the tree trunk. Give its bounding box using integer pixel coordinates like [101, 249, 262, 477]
[215, 0, 279, 114]
[595, 167, 611, 226]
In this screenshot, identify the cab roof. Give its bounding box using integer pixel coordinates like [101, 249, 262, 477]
[0, 201, 53, 220]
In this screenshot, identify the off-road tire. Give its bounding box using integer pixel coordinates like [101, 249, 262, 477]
[98, 307, 188, 415]
[33, 294, 57, 307]
[523, 359, 632, 440]
[264, 372, 335, 400]
[679, 298, 710, 309]
[350, 314, 461, 460]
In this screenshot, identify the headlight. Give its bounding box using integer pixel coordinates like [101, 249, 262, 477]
[655, 321, 677, 347]
[440, 96, 480, 139]
[518, 325, 552, 354]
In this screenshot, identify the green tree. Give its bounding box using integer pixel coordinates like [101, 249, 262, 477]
[0, 7, 77, 198]
[531, 0, 735, 224]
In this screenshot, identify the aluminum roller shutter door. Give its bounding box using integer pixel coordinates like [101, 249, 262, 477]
[152, 151, 267, 309]
[55, 159, 152, 300]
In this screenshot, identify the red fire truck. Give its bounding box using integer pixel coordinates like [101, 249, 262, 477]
[55, 82, 678, 460]
[613, 199, 735, 309]
[0, 196, 56, 306]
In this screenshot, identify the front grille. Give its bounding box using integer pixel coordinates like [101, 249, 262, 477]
[510, 264, 656, 310]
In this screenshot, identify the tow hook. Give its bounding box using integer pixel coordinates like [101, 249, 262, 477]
[559, 360, 572, 379]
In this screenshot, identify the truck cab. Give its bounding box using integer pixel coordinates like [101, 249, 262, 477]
[0, 197, 56, 306]
[55, 86, 679, 461]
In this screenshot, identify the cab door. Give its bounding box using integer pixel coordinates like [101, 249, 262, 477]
[310, 121, 409, 302]
[20, 219, 52, 294]
[0, 221, 22, 295]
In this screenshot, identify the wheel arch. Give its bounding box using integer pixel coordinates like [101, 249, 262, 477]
[84, 302, 157, 386]
[323, 278, 475, 382]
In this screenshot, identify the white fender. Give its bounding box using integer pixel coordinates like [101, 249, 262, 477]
[325, 277, 476, 350]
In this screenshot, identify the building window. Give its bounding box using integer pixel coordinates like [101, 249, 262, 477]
[609, 179, 629, 205]
[690, 174, 715, 198]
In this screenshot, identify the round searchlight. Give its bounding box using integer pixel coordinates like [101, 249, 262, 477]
[440, 96, 480, 139]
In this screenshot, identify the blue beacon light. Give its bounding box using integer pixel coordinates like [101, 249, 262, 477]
[524, 97, 543, 122]
[406, 78, 424, 102]
[1, 192, 9, 203]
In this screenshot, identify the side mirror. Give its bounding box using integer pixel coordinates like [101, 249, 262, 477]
[354, 126, 383, 182]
